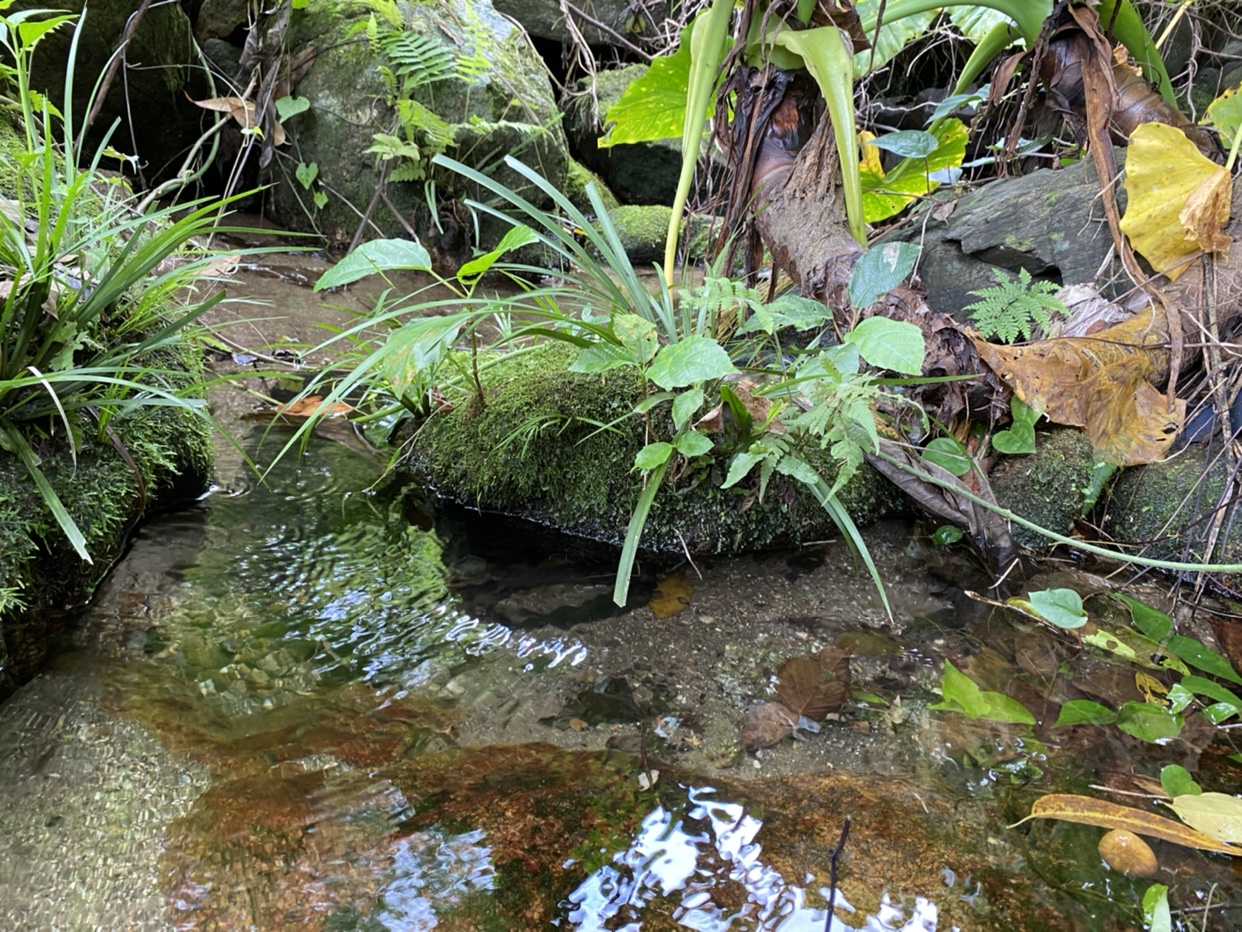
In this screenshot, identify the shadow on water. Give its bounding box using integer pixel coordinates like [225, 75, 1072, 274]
[0, 260, 1240, 927]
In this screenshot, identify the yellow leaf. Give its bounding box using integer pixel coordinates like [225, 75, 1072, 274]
[1167, 792, 1242, 845]
[858, 130, 882, 175]
[649, 572, 693, 618]
[1135, 671, 1167, 704]
[1120, 122, 1233, 281]
[1011, 793, 1240, 855]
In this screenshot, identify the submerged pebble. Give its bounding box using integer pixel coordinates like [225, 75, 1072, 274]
[1098, 829, 1158, 877]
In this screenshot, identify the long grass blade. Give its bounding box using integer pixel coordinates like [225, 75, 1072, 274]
[2, 423, 92, 563]
[613, 459, 668, 607]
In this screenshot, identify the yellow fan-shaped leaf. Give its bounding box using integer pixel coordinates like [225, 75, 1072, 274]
[1120, 122, 1233, 280]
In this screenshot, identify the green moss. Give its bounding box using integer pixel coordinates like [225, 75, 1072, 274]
[403, 342, 897, 555]
[566, 158, 620, 214]
[606, 205, 713, 263]
[989, 427, 1095, 551]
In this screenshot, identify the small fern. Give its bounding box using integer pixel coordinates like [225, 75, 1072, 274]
[964, 268, 1067, 343]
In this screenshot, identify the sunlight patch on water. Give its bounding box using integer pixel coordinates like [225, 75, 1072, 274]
[566, 785, 946, 931]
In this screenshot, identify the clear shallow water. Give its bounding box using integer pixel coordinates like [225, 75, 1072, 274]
[0, 263, 1240, 928]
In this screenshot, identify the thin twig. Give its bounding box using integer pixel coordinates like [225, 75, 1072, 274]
[824, 816, 850, 932]
[675, 529, 702, 580]
[83, 0, 153, 137]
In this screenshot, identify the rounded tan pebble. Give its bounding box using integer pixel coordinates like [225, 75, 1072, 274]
[1098, 829, 1158, 878]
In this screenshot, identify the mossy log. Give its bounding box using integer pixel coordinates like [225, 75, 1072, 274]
[400, 342, 901, 555]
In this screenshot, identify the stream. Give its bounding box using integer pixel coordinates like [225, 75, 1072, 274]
[0, 254, 1239, 931]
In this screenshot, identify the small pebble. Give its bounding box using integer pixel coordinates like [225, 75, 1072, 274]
[1098, 829, 1158, 878]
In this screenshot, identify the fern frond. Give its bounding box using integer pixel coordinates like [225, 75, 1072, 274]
[379, 31, 456, 89]
[965, 268, 1067, 343]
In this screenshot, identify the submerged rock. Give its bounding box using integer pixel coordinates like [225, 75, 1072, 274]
[1097, 829, 1159, 878]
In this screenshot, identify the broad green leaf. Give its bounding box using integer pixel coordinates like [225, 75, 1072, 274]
[1167, 682, 1195, 713]
[634, 392, 676, 414]
[1167, 792, 1242, 844]
[723, 450, 766, 488]
[1160, 764, 1202, 798]
[931, 525, 965, 545]
[1053, 699, 1116, 727]
[844, 317, 925, 374]
[848, 242, 921, 308]
[1166, 634, 1242, 686]
[922, 436, 971, 476]
[600, 25, 692, 146]
[867, 130, 938, 158]
[1118, 593, 1173, 641]
[570, 341, 638, 375]
[614, 314, 659, 364]
[739, 294, 832, 334]
[648, 336, 736, 389]
[930, 660, 989, 718]
[861, 118, 968, 223]
[1012, 794, 1238, 855]
[635, 442, 673, 470]
[1204, 81, 1242, 139]
[315, 238, 431, 290]
[276, 95, 311, 121]
[458, 225, 538, 281]
[775, 452, 821, 487]
[1116, 701, 1184, 743]
[1143, 884, 1172, 932]
[853, 2, 937, 75]
[992, 398, 1038, 454]
[379, 313, 467, 397]
[16, 14, 73, 47]
[671, 387, 704, 430]
[1179, 674, 1242, 708]
[294, 161, 319, 189]
[980, 691, 1038, 725]
[1029, 588, 1086, 629]
[947, 7, 1013, 44]
[675, 430, 713, 457]
[1203, 701, 1240, 724]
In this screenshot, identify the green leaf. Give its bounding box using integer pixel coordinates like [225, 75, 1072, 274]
[1166, 634, 1242, 686]
[1204, 81, 1242, 139]
[848, 242, 921, 308]
[739, 293, 832, 335]
[930, 660, 1035, 724]
[458, 225, 538, 281]
[775, 452, 822, 487]
[600, 25, 692, 146]
[2, 425, 91, 564]
[1029, 588, 1087, 629]
[1179, 674, 1242, 708]
[853, 3, 937, 75]
[861, 118, 968, 223]
[671, 387, 704, 430]
[294, 161, 319, 189]
[614, 314, 659, 364]
[16, 14, 73, 47]
[635, 442, 674, 470]
[276, 95, 311, 121]
[868, 130, 939, 158]
[1167, 682, 1195, 713]
[1083, 626, 1188, 673]
[634, 391, 676, 414]
[675, 430, 713, 457]
[314, 238, 431, 290]
[313, 191, 329, 210]
[844, 317, 925, 374]
[1118, 593, 1173, 642]
[570, 341, 638, 374]
[1116, 701, 1184, 742]
[1160, 764, 1202, 798]
[993, 397, 1038, 454]
[1053, 699, 1116, 727]
[647, 336, 737, 389]
[931, 525, 964, 545]
[1203, 701, 1240, 724]
[946, 7, 1014, 44]
[723, 449, 766, 488]
[1142, 884, 1172, 932]
[922, 436, 972, 476]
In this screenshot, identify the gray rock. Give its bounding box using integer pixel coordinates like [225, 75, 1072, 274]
[494, 0, 669, 47]
[193, 0, 249, 42]
[267, 0, 569, 250]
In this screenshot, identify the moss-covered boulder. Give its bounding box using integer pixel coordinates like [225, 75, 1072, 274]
[0, 392, 212, 701]
[400, 343, 899, 555]
[989, 427, 1096, 551]
[606, 204, 715, 264]
[267, 0, 569, 250]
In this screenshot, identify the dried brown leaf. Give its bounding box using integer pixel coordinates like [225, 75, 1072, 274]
[775, 649, 850, 722]
[741, 702, 797, 750]
[1012, 793, 1240, 855]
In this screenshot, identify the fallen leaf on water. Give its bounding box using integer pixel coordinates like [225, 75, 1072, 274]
[242, 395, 354, 423]
[741, 701, 798, 750]
[974, 305, 1185, 466]
[775, 649, 850, 722]
[1166, 793, 1242, 845]
[1011, 793, 1240, 855]
[649, 572, 693, 618]
[1120, 121, 1233, 280]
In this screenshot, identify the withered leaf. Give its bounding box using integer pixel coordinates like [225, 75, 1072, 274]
[649, 572, 693, 619]
[1012, 793, 1239, 855]
[774, 649, 850, 722]
[741, 701, 797, 750]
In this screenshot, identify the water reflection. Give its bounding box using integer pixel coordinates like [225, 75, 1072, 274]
[566, 785, 943, 931]
[376, 827, 496, 930]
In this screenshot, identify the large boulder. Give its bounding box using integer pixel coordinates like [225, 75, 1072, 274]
[267, 0, 569, 252]
[493, 0, 669, 46]
[10, 0, 212, 185]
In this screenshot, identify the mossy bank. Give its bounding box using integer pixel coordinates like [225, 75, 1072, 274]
[401, 342, 900, 555]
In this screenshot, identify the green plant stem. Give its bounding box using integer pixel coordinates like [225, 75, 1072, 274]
[876, 449, 1242, 575]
